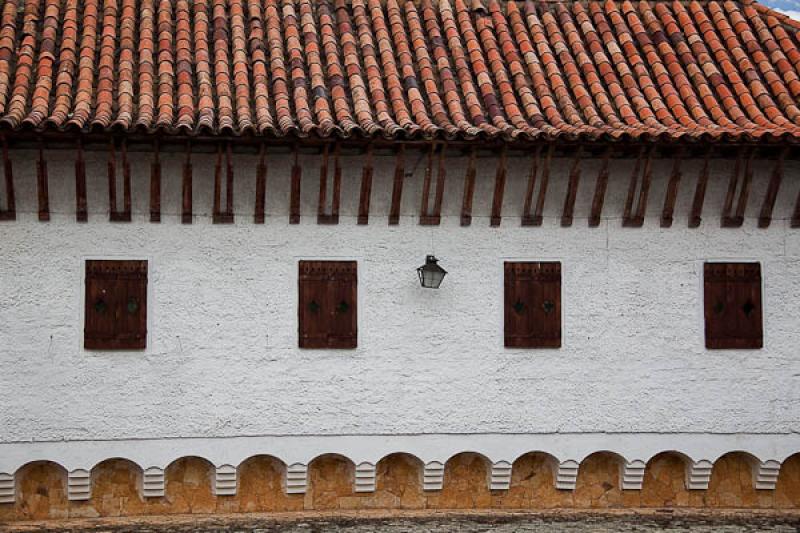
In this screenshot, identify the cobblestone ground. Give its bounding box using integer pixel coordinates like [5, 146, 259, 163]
[7, 514, 800, 533]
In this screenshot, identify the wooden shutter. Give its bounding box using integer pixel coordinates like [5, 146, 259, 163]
[504, 262, 561, 348]
[84, 260, 148, 350]
[704, 262, 762, 349]
[299, 261, 357, 349]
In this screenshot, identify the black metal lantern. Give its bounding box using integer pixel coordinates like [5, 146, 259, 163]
[417, 255, 447, 289]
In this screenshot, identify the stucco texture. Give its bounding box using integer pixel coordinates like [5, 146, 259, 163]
[1, 150, 799, 443]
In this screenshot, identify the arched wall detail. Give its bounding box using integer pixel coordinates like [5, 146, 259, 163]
[1, 437, 799, 519]
[427, 452, 493, 509]
[305, 453, 361, 511]
[573, 452, 626, 508]
[163, 456, 216, 515]
[369, 452, 426, 509]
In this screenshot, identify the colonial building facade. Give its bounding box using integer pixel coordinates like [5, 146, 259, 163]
[1, 0, 800, 521]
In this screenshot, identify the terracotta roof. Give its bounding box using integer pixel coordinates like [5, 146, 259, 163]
[1, 0, 800, 142]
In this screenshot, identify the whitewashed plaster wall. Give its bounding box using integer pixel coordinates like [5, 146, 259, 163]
[0, 148, 799, 454]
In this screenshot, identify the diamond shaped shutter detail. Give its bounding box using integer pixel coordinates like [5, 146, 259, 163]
[299, 261, 357, 349]
[704, 263, 762, 349]
[504, 262, 561, 348]
[84, 260, 148, 350]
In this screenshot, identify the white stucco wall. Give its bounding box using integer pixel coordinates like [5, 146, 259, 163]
[0, 148, 799, 471]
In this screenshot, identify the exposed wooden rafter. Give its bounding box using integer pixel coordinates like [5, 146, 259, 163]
[721, 148, 754, 228]
[358, 144, 374, 225]
[460, 147, 477, 226]
[660, 149, 683, 228]
[532, 143, 554, 226]
[75, 139, 88, 223]
[389, 145, 406, 225]
[561, 147, 583, 227]
[36, 141, 49, 222]
[688, 149, 711, 228]
[318, 143, 342, 225]
[622, 145, 654, 228]
[150, 139, 161, 223]
[108, 139, 132, 223]
[588, 147, 611, 227]
[758, 147, 787, 229]
[490, 145, 508, 227]
[290, 144, 301, 224]
[420, 143, 446, 226]
[213, 142, 235, 224]
[0, 138, 795, 228]
[521, 145, 542, 226]
[0, 135, 15, 221]
[254, 143, 267, 224]
[181, 141, 193, 224]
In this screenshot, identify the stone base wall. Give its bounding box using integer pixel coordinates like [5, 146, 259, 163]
[2, 453, 799, 522]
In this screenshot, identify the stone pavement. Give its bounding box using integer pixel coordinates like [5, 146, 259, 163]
[3, 511, 800, 533]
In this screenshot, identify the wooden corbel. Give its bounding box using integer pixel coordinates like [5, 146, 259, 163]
[420, 142, 446, 226]
[490, 145, 508, 227]
[721, 147, 753, 228]
[622, 145, 654, 227]
[358, 143, 374, 225]
[213, 142, 235, 224]
[318, 142, 342, 225]
[388, 144, 406, 225]
[75, 138, 88, 223]
[688, 148, 711, 228]
[561, 146, 582, 227]
[36, 140, 50, 222]
[290, 143, 301, 224]
[150, 139, 161, 223]
[182, 140, 193, 224]
[0, 134, 15, 221]
[758, 147, 787, 229]
[460, 146, 477, 226]
[254, 142, 267, 224]
[660, 148, 683, 228]
[588, 146, 611, 227]
[108, 139, 132, 222]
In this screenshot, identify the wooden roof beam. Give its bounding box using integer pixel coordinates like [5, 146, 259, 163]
[317, 143, 342, 225]
[0, 134, 15, 221]
[561, 147, 582, 227]
[758, 147, 787, 229]
[490, 145, 508, 227]
[588, 146, 611, 227]
[420, 143, 446, 226]
[688, 149, 711, 228]
[213, 142, 235, 224]
[75, 138, 88, 223]
[36, 140, 49, 222]
[622, 146, 654, 227]
[290, 144, 301, 224]
[150, 139, 161, 223]
[389, 145, 406, 225]
[660, 149, 683, 228]
[521, 145, 542, 226]
[460, 147, 477, 226]
[721, 148, 754, 228]
[254, 143, 267, 224]
[358, 144, 374, 225]
[182, 141, 193, 224]
[108, 139, 132, 223]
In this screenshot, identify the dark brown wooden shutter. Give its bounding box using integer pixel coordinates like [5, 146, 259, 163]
[84, 260, 148, 350]
[299, 261, 357, 349]
[704, 262, 762, 349]
[504, 262, 561, 348]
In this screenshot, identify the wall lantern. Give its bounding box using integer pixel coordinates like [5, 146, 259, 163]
[417, 255, 447, 289]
